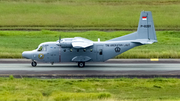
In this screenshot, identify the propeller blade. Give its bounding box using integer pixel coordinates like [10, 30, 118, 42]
[56, 35, 62, 46]
[59, 36, 61, 43]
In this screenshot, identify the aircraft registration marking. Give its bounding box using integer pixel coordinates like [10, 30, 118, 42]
[140, 25, 151, 28]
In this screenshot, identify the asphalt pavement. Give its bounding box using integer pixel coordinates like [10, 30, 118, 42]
[0, 59, 180, 78]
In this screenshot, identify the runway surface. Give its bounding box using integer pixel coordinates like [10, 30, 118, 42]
[0, 59, 180, 78]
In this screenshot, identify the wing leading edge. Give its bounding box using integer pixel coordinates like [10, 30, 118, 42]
[57, 37, 93, 48]
[72, 37, 93, 48]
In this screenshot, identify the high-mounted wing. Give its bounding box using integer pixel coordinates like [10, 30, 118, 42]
[72, 37, 93, 48]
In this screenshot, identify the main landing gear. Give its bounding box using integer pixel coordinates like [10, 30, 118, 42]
[78, 62, 85, 68]
[31, 61, 37, 67]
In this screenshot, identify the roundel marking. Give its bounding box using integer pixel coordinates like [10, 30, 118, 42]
[114, 47, 121, 53]
[38, 54, 44, 59]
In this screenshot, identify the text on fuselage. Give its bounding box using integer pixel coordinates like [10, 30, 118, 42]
[105, 44, 130, 47]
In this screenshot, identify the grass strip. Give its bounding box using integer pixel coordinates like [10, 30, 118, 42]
[0, 0, 179, 29]
[0, 30, 180, 59]
[1, 76, 180, 101]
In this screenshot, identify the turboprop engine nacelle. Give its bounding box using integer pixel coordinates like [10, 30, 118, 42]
[57, 38, 73, 48]
[60, 42, 72, 48]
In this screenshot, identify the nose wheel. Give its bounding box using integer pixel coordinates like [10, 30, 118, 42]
[78, 62, 85, 68]
[31, 61, 37, 67]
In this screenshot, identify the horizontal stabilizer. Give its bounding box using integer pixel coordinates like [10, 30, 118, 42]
[132, 39, 157, 44]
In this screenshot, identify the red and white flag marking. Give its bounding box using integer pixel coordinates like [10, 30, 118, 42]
[142, 16, 147, 20]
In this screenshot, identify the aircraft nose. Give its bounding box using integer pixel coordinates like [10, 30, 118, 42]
[22, 51, 32, 59]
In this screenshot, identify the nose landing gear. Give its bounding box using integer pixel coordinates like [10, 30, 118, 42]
[31, 61, 37, 67]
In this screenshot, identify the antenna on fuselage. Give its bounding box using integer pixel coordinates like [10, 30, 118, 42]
[98, 38, 100, 42]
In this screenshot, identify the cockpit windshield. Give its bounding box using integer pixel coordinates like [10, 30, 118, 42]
[36, 44, 48, 52]
[38, 46, 43, 51]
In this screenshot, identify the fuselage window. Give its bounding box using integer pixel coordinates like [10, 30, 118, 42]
[70, 49, 72, 52]
[77, 49, 79, 52]
[64, 49, 66, 52]
[38, 46, 43, 51]
[90, 49, 93, 52]
[83, 49, 86, 52]
[99, 49, 103, 55]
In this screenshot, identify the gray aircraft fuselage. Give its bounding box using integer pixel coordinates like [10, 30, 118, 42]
[22, 11, 157, 67]
[26, 41, 139, 63]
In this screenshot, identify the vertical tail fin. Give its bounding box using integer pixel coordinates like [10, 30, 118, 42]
[106, 11, 157, 44]
[137, 11, 157, 42]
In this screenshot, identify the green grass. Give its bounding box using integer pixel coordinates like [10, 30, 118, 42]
[0, 30, 180, 58]
[0, 0, 180, 30]
[1, 77, 180, 101]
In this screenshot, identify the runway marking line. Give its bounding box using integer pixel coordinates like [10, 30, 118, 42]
[150, 58, 159, 61]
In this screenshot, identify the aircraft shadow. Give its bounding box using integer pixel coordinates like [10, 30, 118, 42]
[34, 65, 114, 68]
[28, 64, 153, 68]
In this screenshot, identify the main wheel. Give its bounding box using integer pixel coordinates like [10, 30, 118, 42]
[78, 62, 85, 68]
[31, 61, 37, 67]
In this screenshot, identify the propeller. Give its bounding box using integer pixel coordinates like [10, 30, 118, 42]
[57, 35, 61, 46]
[59, 36, 61, 43]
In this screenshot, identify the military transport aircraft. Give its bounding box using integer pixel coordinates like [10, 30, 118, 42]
[22, 11, 157, 67]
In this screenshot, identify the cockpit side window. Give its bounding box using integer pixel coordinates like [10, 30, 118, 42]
[38, 46, 43, 51]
